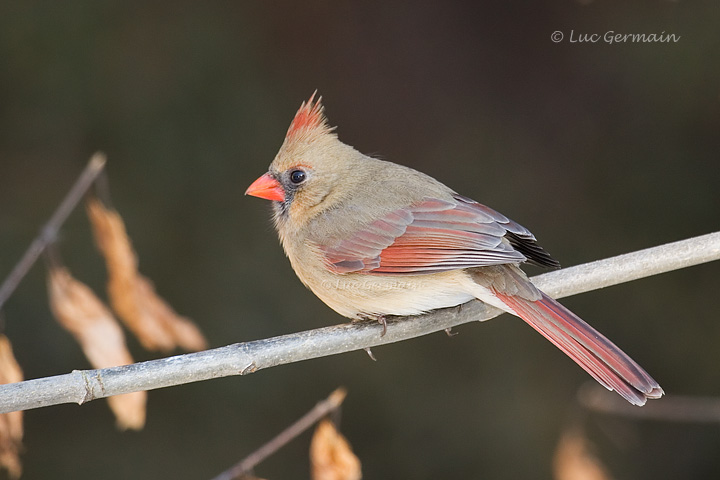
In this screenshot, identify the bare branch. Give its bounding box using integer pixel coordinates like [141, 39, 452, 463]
[211, 387, 347, 480]
[0, 231, 718, 414]
[0, 153, 107, 310]
[578, 383, 720, 423]
[530, 230, 720, 299]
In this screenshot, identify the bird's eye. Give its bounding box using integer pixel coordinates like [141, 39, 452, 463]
[289, 169, 307, 184]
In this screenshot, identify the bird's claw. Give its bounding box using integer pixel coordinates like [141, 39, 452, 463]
[377, 315, 387, 337]
[354, 314, 388, 337]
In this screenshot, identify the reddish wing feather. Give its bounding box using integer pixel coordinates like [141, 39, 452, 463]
[322, 196, 532, 275]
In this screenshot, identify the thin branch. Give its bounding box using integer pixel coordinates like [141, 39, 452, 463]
[210, 388, 347, 480]
[0, 153, 107, 310]
[0, 231, 718, 415]
[530, 230, 720, 298]
[578, 383, 720, 423]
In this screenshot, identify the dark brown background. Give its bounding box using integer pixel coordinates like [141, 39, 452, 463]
[0, 1, 718, 479]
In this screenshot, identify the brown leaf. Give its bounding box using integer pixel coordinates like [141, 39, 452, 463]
[310, 419, 362, 480]
[106, 392, 147, 431]
[0, 335, 23, 479]
[47, 266, 146, 430]
[553, 427, 612, 480]
[87, 198, 207, 352]
[134, 275, 207, 352]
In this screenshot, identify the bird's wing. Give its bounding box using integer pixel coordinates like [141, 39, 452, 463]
[321, 194, 559, 274]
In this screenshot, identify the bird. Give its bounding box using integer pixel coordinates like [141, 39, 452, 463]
[245, 93, 663, 406]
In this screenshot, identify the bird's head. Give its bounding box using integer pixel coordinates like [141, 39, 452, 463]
[246, 93, 360, 224]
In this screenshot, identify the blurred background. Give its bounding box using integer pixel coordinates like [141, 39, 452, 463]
[0, 1, 719, 479]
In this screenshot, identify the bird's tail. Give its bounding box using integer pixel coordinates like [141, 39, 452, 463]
[493, 290, 664, 406]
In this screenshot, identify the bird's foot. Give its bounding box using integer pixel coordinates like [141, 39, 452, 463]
[377, 315, 388, 337]
[444, 327, 458, 337]
[363, 347, 377, 361]
[354, 313, 388, 337]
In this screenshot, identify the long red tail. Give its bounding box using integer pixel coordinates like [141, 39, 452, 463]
[494, 291, 663, 406]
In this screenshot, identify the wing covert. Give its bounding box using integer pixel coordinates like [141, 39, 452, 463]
[322, 194, 558, 274]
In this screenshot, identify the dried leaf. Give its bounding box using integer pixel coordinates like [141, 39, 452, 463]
[106, 392, 147, 431]
[134, 275, 207, 352]
[553, 427, 612, 480]
[87, 198, 207, 352]
[47, 266, 146, 430]
[0, 335, 23, 479]
[310, 419, 362, 480]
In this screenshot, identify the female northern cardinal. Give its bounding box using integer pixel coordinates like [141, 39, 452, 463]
[246, 93, 663, 406]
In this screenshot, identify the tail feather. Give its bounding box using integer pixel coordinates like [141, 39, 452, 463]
[494, 290, 663, 406]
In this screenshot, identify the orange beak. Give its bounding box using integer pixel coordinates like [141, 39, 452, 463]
[245, 173, 285, 202]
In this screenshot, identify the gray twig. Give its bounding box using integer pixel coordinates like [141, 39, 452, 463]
[0, 231, 718, 414]
[578, 383, 720, 423]
[210, 388, 347, 480]
[0, 153, 107, 310]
